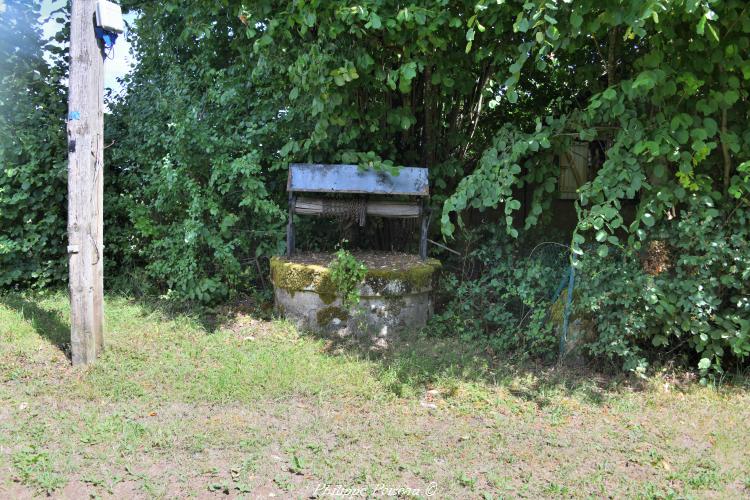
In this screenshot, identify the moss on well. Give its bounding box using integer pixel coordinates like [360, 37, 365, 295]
[364, 258, 441, 294]
[316, 306, 349, 327]
[271, 256, 441, 298]
[270, 256, 337, 300]
[383, 297, 405, 317]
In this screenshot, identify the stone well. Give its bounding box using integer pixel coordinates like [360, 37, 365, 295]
[270, 253, 441, 347]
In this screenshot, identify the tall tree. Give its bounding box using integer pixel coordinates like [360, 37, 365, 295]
[0, 0, 69, 288]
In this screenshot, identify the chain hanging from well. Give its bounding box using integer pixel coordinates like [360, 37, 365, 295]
[321, 197, 367, 226]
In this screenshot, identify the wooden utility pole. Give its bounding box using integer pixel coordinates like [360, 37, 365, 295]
[67, 0, 104, 365]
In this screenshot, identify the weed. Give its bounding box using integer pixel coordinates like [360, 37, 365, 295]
[273, 474, 292, 492]
[638, 482, 679, 499]
[289, 453, 305, 475]
[12, 446, 65, 494]
[456, 471, 477, 490]
[207, 481, 230, 494]
[685, 459, 723, 490]
[235, 482, 252, 493]
[544, 481, 570, 495]
[329, 247, 367, 308]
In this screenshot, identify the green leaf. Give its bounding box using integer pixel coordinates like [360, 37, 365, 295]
[697, 16, 706, 35]
[724, 90, 739, 106]
[707, 23, 719, 42]
[570, 12, 583, 29]
[303, 12, 316, 27]
[400, 62, 417, 81]
[367, 13, 382, 29]
[652, 335, 668, 347]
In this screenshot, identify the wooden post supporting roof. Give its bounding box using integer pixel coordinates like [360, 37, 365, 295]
[67, 0, 104, 365]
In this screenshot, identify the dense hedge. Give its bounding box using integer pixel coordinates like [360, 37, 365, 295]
[0, 1, 68, 288]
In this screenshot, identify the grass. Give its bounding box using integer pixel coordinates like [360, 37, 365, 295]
[1, 291, 749, 498]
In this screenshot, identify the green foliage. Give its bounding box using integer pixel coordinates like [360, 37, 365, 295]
[436, 0, 750, 374]
[160, 0, 543, 203]
[105, 2, 287, 303]
[12, 446, 65, 495]
[2, 0, 749, 374]
[0, 1, 69, 288]
[104, 0, 570, 301]
[578, 190, 750, 378]
[328, 248, 367, 308]
[429, 228, 566, 360]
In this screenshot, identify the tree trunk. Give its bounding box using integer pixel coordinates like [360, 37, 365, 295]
[607, 27, 619, 88]
[721, 108, 732, 193]
[421, 65, 434, 168]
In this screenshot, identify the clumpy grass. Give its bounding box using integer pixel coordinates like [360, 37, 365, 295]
[84, 305, 384, 404]
[1, 291, 749, 498]
[1, 293, 384, 404]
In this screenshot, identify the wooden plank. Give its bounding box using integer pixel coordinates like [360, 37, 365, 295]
[286, 194, 296, 256]
[559, 142, 589, 200]
[68, 0, 104, 365]
[288, 164, 429, 196]
[294, 197, 421, 218]
[419, 202, 431, 260]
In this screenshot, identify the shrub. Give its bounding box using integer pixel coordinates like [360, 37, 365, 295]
[428, 227, 568, 361]
[577, 189, 750, 378]
[0, 2, 68, 288]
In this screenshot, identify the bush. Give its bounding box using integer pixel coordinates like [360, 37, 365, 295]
[0, 2, 68, 288]
[577, 189, 750, 378]
[428, 227, 568, 361]
[103, 35, 288, 304]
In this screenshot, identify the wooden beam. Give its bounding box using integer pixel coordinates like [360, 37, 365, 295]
[68, 0, 104, 365]
[286, 193, 296, 256]
[419, 202, 431, 260]
[294, 197, 421, 218]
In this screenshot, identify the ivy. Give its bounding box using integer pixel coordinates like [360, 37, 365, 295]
[440, 0, 750, 375]
[328, 249, 367, 308]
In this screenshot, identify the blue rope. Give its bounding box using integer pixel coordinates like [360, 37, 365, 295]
[559, 265, 575, 357]
[533, 243, 576, 359]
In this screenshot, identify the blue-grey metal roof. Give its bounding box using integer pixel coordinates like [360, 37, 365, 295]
[288, 164, 429, 197]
